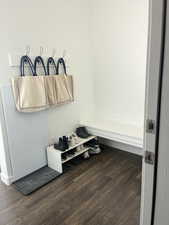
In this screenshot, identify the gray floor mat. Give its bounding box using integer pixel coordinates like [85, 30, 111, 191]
[13, 166, 61, 195]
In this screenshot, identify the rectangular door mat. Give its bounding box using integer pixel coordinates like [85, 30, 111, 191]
[13, 166, 61, 195]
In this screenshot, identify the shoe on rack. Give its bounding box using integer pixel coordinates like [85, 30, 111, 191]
[86, 138, 99, 148]
[63, 136, 69, 149]
[83, 151, 90, 159]
[54, 137, 69, 152]
[67, 150, 75, 157]
[76, 146, 82, 152]
[89, 146, 101, 155]
[71, 149, 76, 155]
[54, 137, 66, 151]
[76, 127, 91, 139]
[62, 154, 67, 161]
[80, 144, 85, 150]
[69, 133, 79, 146]
[89, 138, 99, 145]
[76, 144, 84, 152]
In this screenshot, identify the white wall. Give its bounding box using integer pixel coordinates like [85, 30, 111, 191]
[0, 0, 149, 136]
[0, 0, 95, 181]
[89, 0, 148, 128]
[0, 0, 94, 140]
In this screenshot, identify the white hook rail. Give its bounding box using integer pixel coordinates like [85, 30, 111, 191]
[25, 45, 30, 56]
[39, 46, 43, 56]
[52, 48, 56, 58]
[8, 48, 70, 69]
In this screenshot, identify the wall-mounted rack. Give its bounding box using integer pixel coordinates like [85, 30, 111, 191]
[8, 47, 70, 68]
[8, 54, 70, 68]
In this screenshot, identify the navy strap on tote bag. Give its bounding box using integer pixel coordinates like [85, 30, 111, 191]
[56, 57, 67, 75]
[47, 57, 57, 75]
[34, 56, 47, 75]
[20, 55, 36, 76]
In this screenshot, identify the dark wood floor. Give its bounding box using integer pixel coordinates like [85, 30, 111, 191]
[0, 147, 142, 225]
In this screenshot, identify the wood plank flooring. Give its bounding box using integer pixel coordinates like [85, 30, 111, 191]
[0, 146, 142, 225]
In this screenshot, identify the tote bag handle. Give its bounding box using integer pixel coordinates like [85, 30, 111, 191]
[56, 58, 67, 75]
[34, 56, 47, 75]
[47, 57, 57, 75]
[20, 55, 36, 76]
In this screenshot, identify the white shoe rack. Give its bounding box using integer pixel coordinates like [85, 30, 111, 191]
[47, 135, 96, 173]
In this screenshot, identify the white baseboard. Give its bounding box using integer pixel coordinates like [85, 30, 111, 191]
[99, 137, 143, 156]
[1, 172, 14, 185]
[82, 124, 143, 148]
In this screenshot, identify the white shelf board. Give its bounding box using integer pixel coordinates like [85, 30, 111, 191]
[54, 135, 96, 154]
[62, 147, 90, 164]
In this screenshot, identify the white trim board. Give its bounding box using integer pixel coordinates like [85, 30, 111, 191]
[0, 172, 14, 186]
[99, 138, 143, 156]
[81, 120, 143, 156]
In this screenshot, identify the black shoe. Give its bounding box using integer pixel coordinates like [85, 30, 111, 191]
[54, 137, 66, 151]
[67, 152, 74, 157]
[86, 138, 99, 148]
[63, 136, 69, 149]
[62, 154, 67, 161]
[76, 127, 91, 139]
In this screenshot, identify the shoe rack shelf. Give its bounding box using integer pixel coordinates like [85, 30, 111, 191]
[47, 135, 96, 173]
[62, 147, 90, 164]
[61, 135, 96, 154]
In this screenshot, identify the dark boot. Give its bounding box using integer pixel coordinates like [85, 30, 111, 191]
[54, 137, 66, 151]
[86, 138, 99, 148]
[63, 136, 69, 149]
[76, 127, 91, 138]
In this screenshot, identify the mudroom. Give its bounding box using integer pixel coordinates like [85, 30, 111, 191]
[0, 0, 163, 225]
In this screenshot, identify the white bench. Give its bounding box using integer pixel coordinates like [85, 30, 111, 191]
[81, 120, 144, 156]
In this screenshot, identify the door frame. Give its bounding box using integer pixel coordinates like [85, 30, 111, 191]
[152, 0, 169, 223]
[140, 0, 166, 225]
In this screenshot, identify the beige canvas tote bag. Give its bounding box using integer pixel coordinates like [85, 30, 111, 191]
[55, 58, 74, 104]
[34, 55, 55, 107]
[11, 55, 48, 112]
[46, 57, 58, 105]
